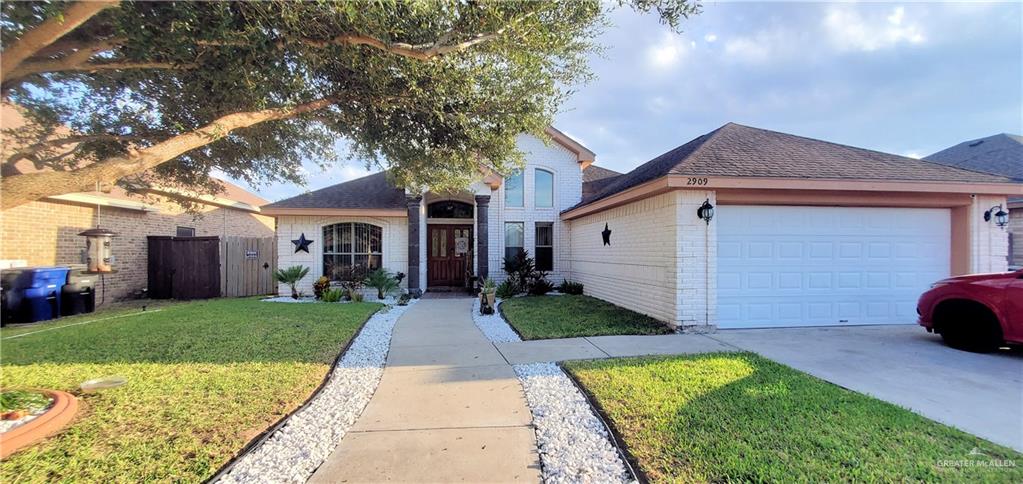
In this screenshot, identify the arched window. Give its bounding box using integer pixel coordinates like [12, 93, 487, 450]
[535, 169, 554, 208]
[322, 223, 382, 279]
[427, 200, 474, 219]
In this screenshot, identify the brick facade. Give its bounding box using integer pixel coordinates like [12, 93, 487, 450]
[1, 196, 273, 305]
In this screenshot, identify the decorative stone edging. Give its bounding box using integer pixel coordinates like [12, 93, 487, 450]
[212, 299, 416, 484]
[0, 390, 78, 459]
[469, 298, 636, 483]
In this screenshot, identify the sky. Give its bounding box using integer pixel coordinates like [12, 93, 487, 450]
[231, 2, 1023, 202]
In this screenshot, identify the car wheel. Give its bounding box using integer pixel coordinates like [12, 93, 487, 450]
[940, 319, 1002, 353]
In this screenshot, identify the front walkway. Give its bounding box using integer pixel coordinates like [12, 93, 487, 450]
[309, 297, 541, 483]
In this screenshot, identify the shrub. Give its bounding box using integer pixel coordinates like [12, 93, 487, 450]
[365, 268, 400, 299]
[321, 287, 345, 303]
[332, 265, 367, 300]
[496, 280, 518, 299]
[312, 276, 331, 300]
[528, 274, 554, 295]
[350, 291, 364, 302]
[502, 251, 536, 292]
[558, 280, 584, 295]
[274, 265, 309, 299]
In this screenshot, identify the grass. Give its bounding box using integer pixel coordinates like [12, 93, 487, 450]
[499, 294, 672, 340]
[0, 298, 381, 483]
[565, 353, 1023, 483]
[1, 390, 51, 413]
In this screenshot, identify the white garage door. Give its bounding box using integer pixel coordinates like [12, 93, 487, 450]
[717, 205, 950, 328]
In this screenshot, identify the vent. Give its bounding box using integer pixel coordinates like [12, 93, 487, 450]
[968, 140, 985, 147]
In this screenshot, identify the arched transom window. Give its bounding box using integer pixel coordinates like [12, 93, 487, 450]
[322, 222, 382, 279]
[427, 200, 474, 219]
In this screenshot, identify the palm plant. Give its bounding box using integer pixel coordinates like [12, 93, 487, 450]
[365, 268, 400, 299]
[274, 265, 309, 299]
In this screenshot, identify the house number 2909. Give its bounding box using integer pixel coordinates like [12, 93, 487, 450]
[686, 177, 709, 186]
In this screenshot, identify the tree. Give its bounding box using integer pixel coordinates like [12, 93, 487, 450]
[0, 0, 700, 209]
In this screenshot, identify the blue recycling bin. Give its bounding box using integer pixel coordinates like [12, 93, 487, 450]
[18, 267, 70, 323]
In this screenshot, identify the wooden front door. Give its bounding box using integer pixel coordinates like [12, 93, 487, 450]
[427, 225, 472, 286]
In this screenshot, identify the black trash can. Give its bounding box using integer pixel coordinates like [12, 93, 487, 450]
[62, 266, 96, 316]
[1, 268, 27, 326]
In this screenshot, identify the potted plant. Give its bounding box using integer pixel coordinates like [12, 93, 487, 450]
[481, 278, 497, 307]
[274, 265, 309, 299]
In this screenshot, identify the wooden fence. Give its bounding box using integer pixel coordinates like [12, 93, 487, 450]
[220, 236, 277, 297]
[147, 236, 276, 300]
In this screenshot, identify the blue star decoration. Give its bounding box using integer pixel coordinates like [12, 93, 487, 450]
[292, 233, 313, 253]
[601, 223, 612, 246]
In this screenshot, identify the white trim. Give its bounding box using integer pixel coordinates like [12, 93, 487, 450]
[46, 193, 159, 212]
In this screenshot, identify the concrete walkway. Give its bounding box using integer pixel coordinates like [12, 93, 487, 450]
[309, 297, 541, 483]
[494, 333, 733, 364]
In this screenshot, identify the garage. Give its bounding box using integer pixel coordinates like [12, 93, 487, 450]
[717, 205, 951, 328]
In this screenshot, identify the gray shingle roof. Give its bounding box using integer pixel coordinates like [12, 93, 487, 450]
[582, 165, 622, 200]
[264, 171, 406, 210]
[924, 133, 1022, 204]
[580, 123, 1015, 206]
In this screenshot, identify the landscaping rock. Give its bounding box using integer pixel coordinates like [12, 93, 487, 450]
[471, 298, 521, 343]
[216, 299, 416, 484]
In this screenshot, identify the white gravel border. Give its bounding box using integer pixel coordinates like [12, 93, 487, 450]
[469, 298, 633, 483]
[471, 297, 521, 342]
[515, 363, 633, 484]
[216, 298, 417, 484]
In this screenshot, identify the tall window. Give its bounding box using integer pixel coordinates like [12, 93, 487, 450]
[323, 223, 382, 279]
[505, 222, 524, 261]
[535, 222, 553, 271]
[505, 171, 524, 207]
[535, 169, 554, 208]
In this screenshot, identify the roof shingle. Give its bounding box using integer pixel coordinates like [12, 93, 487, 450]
[582, 123, 1015, 206]
[264, 171, 406, 210]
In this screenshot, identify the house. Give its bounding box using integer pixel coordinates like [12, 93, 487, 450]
[264, 123, 1021, 330]
[925, 133, 1023, 268]
[0, 180, 274, 305]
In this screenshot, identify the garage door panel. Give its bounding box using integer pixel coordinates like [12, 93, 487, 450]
[717, 205, 950, 328]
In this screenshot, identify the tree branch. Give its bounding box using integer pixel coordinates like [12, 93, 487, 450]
[0, 1, 119, 84]
[4, 133, 148, 166]
[1, 97, 336, 209]
[6, 59, 196, 83]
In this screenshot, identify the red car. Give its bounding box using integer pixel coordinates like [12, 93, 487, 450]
[917, 269, 1023, 352]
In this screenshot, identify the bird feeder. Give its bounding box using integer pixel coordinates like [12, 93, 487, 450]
[79, 228, 117, 273]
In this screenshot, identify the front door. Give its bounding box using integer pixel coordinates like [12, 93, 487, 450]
[427, 225, 472, 287]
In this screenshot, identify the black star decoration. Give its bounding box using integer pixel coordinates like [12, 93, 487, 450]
[601, 223, 612, 246]
[292, 233, 313, 253]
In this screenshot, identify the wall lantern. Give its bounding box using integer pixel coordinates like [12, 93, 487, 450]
[697, 199, 715, 224]
[79, 227, 117, 273]
[984, 204, 1009, 229]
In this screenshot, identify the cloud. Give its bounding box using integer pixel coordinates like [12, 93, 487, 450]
[645, 31, 689, 69]
[824, 5, 926, 51]
[723, 28, 791, 64]
[704, 33, 718, 43]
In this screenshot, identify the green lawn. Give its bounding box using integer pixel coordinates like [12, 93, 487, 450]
[500, 295, 671, 340]
[0, 298, 381, 483]
[565, 353, 1023, 483]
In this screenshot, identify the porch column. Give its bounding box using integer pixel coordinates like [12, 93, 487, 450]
[475, 194, 490, 279]
[407, 195, 423, 293]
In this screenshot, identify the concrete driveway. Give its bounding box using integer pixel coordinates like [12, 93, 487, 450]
[709, 325, 1023, 452]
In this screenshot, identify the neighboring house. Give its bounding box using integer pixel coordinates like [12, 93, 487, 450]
[265, 123, 1021, 331]
[925, 133, 1023, 268]
[0, 180, 273, 305]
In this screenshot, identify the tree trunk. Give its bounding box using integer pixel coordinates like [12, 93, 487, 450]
[0, 97, 334, 209]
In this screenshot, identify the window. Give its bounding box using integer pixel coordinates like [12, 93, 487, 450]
[504, 222, 524, 261]
[427, 200, 474, 219]
[176, 226, 195, 237]
[535, 222, 553, 271]
[322, 223, 382, 279]
[535, 169, 554, 208]
[505, 171, 524, 207]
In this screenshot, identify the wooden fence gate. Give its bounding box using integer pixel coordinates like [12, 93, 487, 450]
[148, 236, 221, 300]
[220, 236, 277, 297]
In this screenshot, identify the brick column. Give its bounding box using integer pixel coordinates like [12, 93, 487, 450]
[475, 195, 490, 279]
[406, 195, 422, 294]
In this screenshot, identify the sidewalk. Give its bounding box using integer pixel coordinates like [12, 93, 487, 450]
[493, 333, 735, 364]
[309, 297, 541, 483]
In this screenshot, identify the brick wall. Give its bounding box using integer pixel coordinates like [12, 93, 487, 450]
[275, 214, 408, 297]
[970, 195, 1010, 273]
[1010, 207, 1022, 268]
[566, 191, 681, 325]
[675, 190, 717, 330]
[1, 196, 273, 305]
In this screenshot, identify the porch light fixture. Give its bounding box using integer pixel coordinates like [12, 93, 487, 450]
[984, 204, 1009, 229]
[697, 199, 715, 224]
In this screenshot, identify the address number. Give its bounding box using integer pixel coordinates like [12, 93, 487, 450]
[686, 177, 709, 186]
